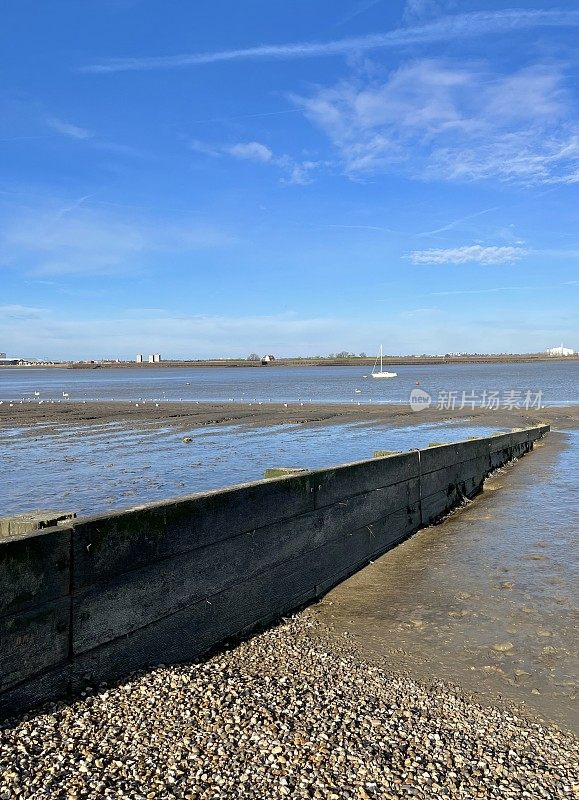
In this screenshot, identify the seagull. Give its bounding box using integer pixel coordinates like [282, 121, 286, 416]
[62, 392, 69, 398]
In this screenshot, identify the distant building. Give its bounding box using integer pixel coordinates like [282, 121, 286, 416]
[148, 353, 161, 363]
[136, 354, 143, 363]
[0, 353, 5, 359]
[546, 344, 575, 357]
[261, 354, 276, 365]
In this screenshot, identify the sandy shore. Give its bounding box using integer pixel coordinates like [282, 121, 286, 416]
[2, 399, 578, 433]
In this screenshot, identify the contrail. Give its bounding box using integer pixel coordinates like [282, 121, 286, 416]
[81, 9, 579, 74]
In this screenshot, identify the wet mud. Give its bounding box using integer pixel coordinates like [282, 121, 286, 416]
[313, 432, 579, 732]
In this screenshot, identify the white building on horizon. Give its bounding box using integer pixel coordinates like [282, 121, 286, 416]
[546, 344, 575, 357]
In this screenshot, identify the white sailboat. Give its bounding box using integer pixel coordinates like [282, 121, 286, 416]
[371, 345, 397, 379]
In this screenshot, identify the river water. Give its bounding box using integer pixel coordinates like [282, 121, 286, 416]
[2, 418, 501, 517]
[1, 364, 577, 730]
[0, 361, 577, 405]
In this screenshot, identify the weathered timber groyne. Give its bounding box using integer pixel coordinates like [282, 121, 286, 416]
[0, 425, 549, 718]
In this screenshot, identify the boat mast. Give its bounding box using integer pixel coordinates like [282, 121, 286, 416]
[380, 344, 383, 374]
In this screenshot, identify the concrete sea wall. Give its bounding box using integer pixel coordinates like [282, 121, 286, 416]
[0, 425, 549, 718]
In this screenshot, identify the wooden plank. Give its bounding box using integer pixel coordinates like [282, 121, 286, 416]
[73, 479, 420, 652]
[420, 455, 489, 500]
[73, 473, 314, 589]
[73, 505, 422, 687]
[0, 664, 71, 721]
[0, 527, 71, 617]
[419, 438, 489, 475]
[313, 451, 419, 508]
[0, 598, 70, 692]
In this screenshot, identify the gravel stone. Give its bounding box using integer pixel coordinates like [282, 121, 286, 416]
[0, 614, 577, 799]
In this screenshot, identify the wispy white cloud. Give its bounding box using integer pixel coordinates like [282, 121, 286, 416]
[227, 141, 273, 162]
[0, 304, 46, 319]
[427, 280, 577, 296]
[398, 306, 441, 318]
[293, 60, 578, 185]
[189, 139, 223, 158]
[402, 0, 457, 24]
[409, 245, 528, 265]
[45, 116, 94, 140]
[0, 200, 234, 277]
[428, 286, 533, 296]
[190, 138, 321, 185]
[44, 115, 145, 158]
[283, 160, 321, 186]
[334, 0, 385, 27]
[81, 10, 578, 73]
[323, 224, 395, 232]
[417, 207, 498, 237]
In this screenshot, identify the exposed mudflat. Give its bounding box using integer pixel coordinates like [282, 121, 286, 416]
[1, 399, 576, 432]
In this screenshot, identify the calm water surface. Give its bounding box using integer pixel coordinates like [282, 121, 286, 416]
[1, 361, 577, 404]
[2, 419, 499, 516]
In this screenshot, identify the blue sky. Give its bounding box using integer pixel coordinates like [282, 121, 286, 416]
[0, 0, 577, 359]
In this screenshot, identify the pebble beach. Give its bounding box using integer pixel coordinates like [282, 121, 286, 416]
[1, 614, 576, 799]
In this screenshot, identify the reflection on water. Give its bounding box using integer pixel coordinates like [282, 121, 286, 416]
[315, 431, 579, 732]
[1, 419, 499, 516]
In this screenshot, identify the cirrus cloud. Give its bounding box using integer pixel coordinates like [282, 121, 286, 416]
[292, 60, 578, 185]
[408, 245, 528, 265]
[45, 116, 94, 140]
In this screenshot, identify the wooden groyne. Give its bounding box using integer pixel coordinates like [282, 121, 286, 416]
[0, 425, 549, 718]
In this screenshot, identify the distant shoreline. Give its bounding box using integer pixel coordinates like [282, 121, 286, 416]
[2, 354, 578, 370]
